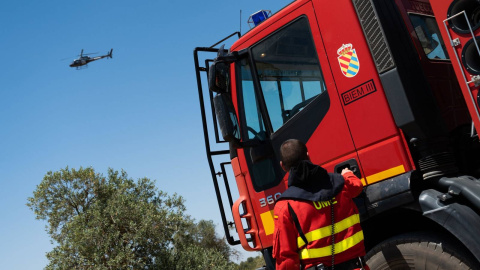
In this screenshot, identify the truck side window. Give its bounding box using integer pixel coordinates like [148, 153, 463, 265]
[238, 58, 280, 191]
[409, 13, 449, 60]
[251, 17, 327, 132]
[239, 58, 267, 141]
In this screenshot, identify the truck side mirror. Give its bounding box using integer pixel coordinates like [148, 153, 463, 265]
[213, 93, 240, 144]
[208, 62, 229, 93]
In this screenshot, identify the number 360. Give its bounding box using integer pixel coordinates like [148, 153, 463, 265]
[259, 193, 282, 207]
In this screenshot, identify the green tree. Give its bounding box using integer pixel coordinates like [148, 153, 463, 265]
[27, 167, 236, 270]
[237, 255, 266, 270]
[176, 220, 234, 260]
[173, 219, 238, 270]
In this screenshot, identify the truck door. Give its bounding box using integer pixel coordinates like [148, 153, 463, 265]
[230, 1, 358, 251]
[311, 0, 415, 184]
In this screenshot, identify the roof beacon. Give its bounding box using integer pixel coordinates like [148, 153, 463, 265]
[248, 10, 272, 28]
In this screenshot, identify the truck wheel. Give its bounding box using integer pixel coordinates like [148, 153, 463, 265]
[365, 231, 479, 270]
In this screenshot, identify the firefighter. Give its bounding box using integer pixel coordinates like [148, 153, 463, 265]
[273, 139, 369, 270]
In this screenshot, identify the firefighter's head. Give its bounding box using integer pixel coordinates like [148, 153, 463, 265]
[280, 139, 309, 171]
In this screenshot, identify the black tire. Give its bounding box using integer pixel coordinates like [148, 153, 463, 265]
[365, 231, 479, 270]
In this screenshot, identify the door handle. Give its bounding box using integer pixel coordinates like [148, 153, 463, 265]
[334, 158, 362, 178]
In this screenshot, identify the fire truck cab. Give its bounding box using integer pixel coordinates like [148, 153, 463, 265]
[194, 0, 480, 268]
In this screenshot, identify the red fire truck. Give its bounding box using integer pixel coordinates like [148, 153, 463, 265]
[194, 0, 480, 268]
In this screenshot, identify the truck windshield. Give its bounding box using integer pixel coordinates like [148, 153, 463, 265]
[250, 16, 327, 132]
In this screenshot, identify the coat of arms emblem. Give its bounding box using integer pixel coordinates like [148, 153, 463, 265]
[337, 44, 359, 78]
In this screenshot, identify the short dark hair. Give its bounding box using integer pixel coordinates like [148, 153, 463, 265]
[280, 139, 308, 171]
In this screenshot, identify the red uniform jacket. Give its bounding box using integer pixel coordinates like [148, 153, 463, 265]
[273, 163, 365, 270]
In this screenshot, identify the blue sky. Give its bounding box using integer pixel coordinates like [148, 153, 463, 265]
[0, 1, 292, 269]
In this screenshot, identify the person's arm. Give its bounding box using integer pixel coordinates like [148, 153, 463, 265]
[341, 168, 363, 198]
[273, 201, 301, 270]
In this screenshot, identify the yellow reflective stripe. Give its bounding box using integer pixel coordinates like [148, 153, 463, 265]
[299, 231, 364, 259]
[297, 214, 360, 247]
[260, 210, 275, 236]
[366, 165, 405, 184]
[360, 178, 366, 186]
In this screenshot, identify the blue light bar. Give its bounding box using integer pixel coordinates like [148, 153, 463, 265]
[248, 10, 272, 27]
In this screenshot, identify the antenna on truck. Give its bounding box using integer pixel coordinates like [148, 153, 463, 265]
[240, 10, 242, 35]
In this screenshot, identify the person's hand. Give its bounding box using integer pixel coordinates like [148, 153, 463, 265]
[341, 168, 352, 175]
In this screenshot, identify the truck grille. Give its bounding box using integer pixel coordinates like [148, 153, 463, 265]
[352, 0, 395, 73]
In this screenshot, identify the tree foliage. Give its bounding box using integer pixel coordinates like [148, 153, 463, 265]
[27, 167, 236, 270]
[237, 255, 266, 270]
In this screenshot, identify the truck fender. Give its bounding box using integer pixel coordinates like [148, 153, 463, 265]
[419, 189, 480, 263]
[437, 176, 480, 210]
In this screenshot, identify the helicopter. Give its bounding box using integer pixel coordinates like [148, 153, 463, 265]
[69, 49, 113, 69]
